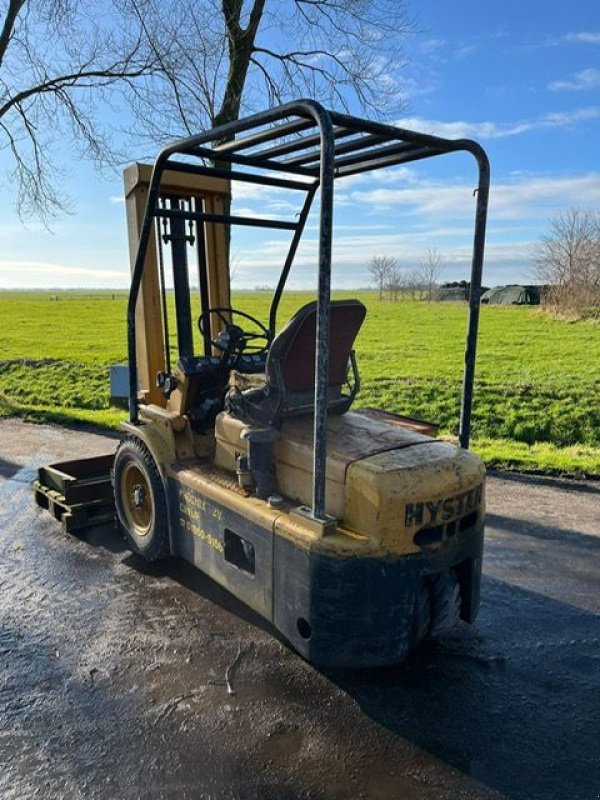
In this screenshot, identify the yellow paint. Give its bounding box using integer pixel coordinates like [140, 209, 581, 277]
[201, 411, 486, 557]
[130, 408, 485, 562]
[123, 162, 231, 414]
[214, 410, 434, 521]
[345, 442, 486, 555]
[120, 158, 485, 569]
[123, 168, 165, 407]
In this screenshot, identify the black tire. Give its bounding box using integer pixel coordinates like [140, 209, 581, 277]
[412, 580, 432, 646]
[112, 437, 170, 561]
[428, 570, 461, 636]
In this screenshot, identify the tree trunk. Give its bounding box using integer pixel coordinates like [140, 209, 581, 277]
[211, 0, 266, 268]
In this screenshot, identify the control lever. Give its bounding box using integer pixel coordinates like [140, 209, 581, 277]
[156, 371, 178, 398]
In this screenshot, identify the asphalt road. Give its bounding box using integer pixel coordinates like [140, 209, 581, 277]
[0, 419, 598, 800]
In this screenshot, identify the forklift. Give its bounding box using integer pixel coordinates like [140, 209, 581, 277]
[36, 100, 490, 668]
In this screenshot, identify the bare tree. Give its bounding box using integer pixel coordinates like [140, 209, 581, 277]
[418, 247, 444, 302]
[386, 265, 406, 301]
[0, 0, 159, 221]
[125, 0, 413, 145]
[368, 254, 397, 301]
[534, 209, 600, 318]
[121, 0, 414, 261]
[2, 0, 414, 226]
[405, 268, 422, 300]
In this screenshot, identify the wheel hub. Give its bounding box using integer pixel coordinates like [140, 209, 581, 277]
[132, 483, 146, 508]
[120, 462, 153, 537]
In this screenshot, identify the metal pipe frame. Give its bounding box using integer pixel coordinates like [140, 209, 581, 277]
[194, 196, 212, 358]
[127, 99, 490, 524]
[246, 125, 357, 162]
[165, 196, 194, 359]
[269, 184, 318, 337]
[154, 206, 299, 232]
[459, 144, 490, 449]
[281, 132, 389, 169]
[165, 159, 312, 192]
[155, 201, 172, 375]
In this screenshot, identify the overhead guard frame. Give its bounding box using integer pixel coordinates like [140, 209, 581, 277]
[127, 99, 490, 523]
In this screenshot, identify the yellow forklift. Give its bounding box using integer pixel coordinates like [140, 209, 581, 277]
[37, 101, 490, 668]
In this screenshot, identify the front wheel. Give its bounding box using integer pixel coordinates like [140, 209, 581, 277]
[113, 437, 170, 561]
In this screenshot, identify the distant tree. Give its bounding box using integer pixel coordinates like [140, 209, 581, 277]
[419, 247, 444, 301]
[405, 268, 422, 300]
[386, 265, 405, 301]
[368, 254, 397, 301]
[534, 209, 600, 318]
[0, 0, 158, 221]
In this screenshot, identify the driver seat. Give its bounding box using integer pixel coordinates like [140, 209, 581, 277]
[226, 299, 366, 427]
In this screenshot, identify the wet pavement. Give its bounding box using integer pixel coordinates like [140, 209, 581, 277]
[0, 419, 598, 800]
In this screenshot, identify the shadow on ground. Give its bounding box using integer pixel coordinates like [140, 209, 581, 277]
[0, 456, 23, 479]
[326, 576, 599, 800]
[486, 511, 600, 548]
[73, 517, 599, 800]
[129, 549, 600, 799]
[488, 469, 600, 495]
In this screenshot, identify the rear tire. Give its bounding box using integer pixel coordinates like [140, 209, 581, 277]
[113, 437, 170, 562]
[412, 580, 432, 645]
[428, 570, 461, 636]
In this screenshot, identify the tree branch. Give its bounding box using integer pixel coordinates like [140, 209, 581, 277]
[0, 54, 153, 120]
[0, 0, 26, 69]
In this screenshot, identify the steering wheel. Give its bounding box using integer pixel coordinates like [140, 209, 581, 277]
[198, 307, 271, 364]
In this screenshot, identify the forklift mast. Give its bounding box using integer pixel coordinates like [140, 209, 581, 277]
[123, 163, 231, 407]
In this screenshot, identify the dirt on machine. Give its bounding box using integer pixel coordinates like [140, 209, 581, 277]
[34, 100, 490, 668]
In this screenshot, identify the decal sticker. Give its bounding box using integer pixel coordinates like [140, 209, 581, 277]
[179, 487, 224, 553]
[405, 484, 482, 528]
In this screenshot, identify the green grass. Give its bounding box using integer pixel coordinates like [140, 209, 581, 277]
[1, 290, 599, 476]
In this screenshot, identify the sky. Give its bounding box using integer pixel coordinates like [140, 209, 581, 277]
[0, 0, 599, 290]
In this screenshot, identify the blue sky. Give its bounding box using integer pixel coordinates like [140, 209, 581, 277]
[1, 0, 599, 290]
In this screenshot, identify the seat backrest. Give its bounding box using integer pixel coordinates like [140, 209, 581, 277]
[266, 299, 366, 395]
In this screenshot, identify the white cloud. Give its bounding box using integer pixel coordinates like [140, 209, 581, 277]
[232, 171, 313, 199]
[232, 181, 274, 200]
[417, 38, 446, 56]
[230, 230, 537, 288]
[306, 222, 392, 232]
[351, 173, 600, 221]
[541, 108, 600, 125]
[231, 206, 277, 220]
[548, 68, 600, 91]
[109, 196, 125, 205]
[564, 32, 600, 45]
[1, 261, 124, 277]
[371, 167, 420, 185]
[394, 107, 600, 140]
[454, 44, 477, 60]
[0, 261, 127, 288]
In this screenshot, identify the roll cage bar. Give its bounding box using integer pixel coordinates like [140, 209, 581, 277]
[127, 99, 490, 523]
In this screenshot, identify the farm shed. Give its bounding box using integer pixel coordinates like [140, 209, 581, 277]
[437, 281, 489, 301]
[438, 283, 469, 301]
[481, 284, 541, 305]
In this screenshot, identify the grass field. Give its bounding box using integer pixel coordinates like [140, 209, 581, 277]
[1, 290, 599, 476]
